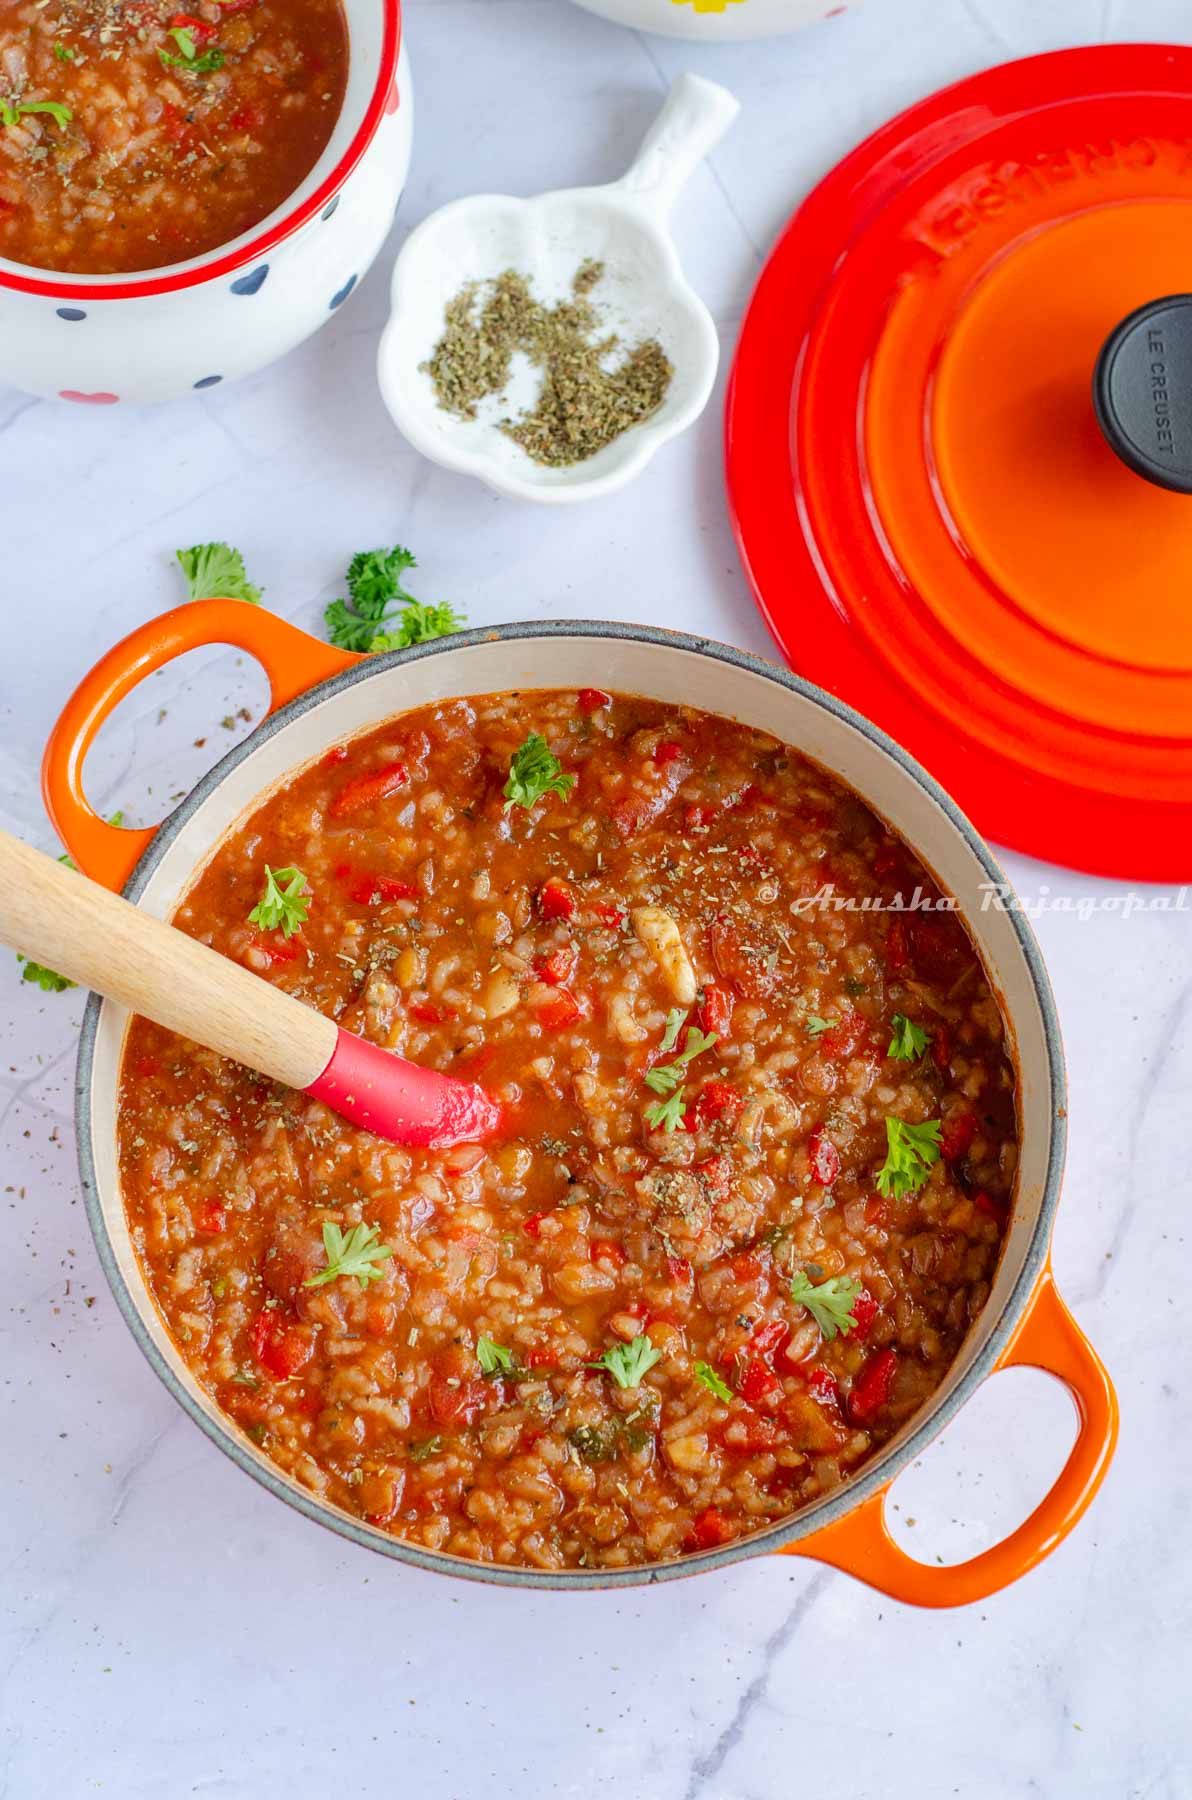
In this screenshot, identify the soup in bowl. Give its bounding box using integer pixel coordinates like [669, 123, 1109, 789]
[0, 0, 409, 400]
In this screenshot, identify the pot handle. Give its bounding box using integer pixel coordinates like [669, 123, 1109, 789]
[42, 601, 359, 892]
[779, 1267, 1117, 1607]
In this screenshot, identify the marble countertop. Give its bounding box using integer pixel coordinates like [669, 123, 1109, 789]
[3, 1, 1191, 1794]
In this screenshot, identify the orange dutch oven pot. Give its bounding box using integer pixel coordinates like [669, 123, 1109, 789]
[45, 600, 1118, 1603]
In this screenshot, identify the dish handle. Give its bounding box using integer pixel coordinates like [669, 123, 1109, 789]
[778, 1266, 1117, 1607]
[43, 600, 358, 892]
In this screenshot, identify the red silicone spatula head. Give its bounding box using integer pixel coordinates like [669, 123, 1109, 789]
[306, 1028, 505, 1150]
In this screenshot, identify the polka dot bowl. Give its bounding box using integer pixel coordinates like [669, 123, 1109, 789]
[0, 2, 412, 404]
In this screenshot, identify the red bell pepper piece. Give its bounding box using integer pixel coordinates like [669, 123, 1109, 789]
[738, 1359, 782, 1408]
[696, 982, 734, 1039]
[886, 917, 910, 973]
[410, 1002, 458, 1025]
[536, 987, 585, 1030]
[427, 1373, 487, 1428]
[849, 1348, 896, 1422]
[691, 1081, 743, 1129]
[534, 944, 578, 987]
[848, 1288, 878, 1339]
[807, 1127, 841, 1187]
[522, 1212, 546, 1238]
[653, 740, 683, 765]
[577, 688, 611, 713]
[250, 1308, 314, 1381]
[748, 1318, 791, 1362]
[974, 1190, 1006, 1225]
[538, 879, 576, 921]
[592, 900, 626, 929]
[170, 10, 217, 35]
[940, 1111, 978, 1161]
[349, 873, 417, 905]
[328, 759, 409, 818]
[696, 1153, 733, 1195]
[689, 1506, 735, 1550]
[195, 1200, 226, 1235]
[816, 1008, 869, 1061]
[806, 1364, 840, 1407]
[589, 1238, 625, 1268]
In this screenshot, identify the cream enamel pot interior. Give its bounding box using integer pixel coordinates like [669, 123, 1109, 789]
[46, 604, 1117, 1603]
[0, 0, 410, 405]
[566, 0, 862, 43]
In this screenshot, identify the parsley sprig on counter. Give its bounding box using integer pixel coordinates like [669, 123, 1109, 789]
[643, 1016, 718, 1134]
[875, 1116, 942, 1198]
[503, 734, 575, 813]
[790, 1271, 863, 1340]
[325, 546, 464, 654]
[176, 542, 262, 605]
[304, 1222, 392, 1290]
[588, 1336, 662, 1389]
[247, 865, 310, 937]
[887, 1013, 929, 1061]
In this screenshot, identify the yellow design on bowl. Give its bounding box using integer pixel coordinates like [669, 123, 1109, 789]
[671, 0, 748, 12]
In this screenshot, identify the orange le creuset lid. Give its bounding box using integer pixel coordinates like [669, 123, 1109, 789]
[726, 45, 1192, 880]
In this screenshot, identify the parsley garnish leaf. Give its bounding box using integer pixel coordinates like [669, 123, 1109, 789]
[806, 1014, 838, 1038]
[324, 546, 464, 654]
[644, 1026, 717, 1096]
[694, 1360, 733, 1402]
[247, 865, 310, 937]
[789, 1270, 863, 1340]
[659, 1008, 686, 1054]
[158, 29, 224, 71]
[587, 1335, 662, 1389]
[176, 542, 262, 605]
[503, 734, 575, 813]
[476, 1335, 517, 1376]
[644, 1087, 687, 1134]
[53, 42, 76, 62]
[875, 1116, 942, 1198]
[304, 1221, 392, 1289]
[0, 97, 72, 130]
[887, 1013, 929, 1061]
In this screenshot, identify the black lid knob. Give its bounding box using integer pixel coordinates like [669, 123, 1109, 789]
[1093, 295, 1192, 494]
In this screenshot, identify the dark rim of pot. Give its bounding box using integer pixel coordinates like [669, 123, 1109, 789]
[74, 620, 1066, 1590]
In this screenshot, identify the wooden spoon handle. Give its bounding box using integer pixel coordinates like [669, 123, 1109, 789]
[0, 829, 335, 1089]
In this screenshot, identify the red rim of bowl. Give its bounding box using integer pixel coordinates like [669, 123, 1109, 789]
[0, 0, 401, 302]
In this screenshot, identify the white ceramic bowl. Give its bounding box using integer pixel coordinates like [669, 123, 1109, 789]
[378, 75, 737, 503]
[45, 602, 1116, 1604]
[0, 0, 412, 405]
[568, 0, 855, 41]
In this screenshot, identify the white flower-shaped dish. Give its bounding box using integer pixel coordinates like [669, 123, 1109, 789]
[377, 73, 739, 504]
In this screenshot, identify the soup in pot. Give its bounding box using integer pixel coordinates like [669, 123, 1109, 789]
[117, 690, 1018, 1570]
